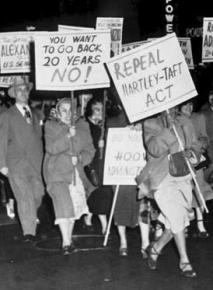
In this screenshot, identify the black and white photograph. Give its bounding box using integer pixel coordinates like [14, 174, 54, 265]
[0, 1, 213, 289]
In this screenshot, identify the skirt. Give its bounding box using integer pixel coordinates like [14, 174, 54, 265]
[114, 185, 140, 227]
[154, 174, 192, 234]
[49, 170, 89, 224]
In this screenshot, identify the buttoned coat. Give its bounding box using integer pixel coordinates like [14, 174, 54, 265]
[43, 117, 96, 197]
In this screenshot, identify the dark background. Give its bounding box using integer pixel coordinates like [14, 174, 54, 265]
[1, 0, 213, 105]
[0, 0, 212, 35]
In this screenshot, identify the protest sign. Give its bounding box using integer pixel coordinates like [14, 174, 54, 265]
[178, 38, 194, 69]
[58, 25, 94, 31]
[122, 40, 149, 53]
[202, 18, 213, 62]
[149, 37, 194, 69]
[0, 75, 20, 88]
[0, 32, 33, 74]
[103, 127, 146, 185]
[96, 17, 123, 56]
[106, 33, 197, 123]
[34, 30, 111, 91]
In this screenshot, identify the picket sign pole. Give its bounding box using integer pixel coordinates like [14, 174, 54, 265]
[103, 184, 120, 246]
[167, 110, 209, 213]
[70, 91, 76, 185]
[99, 89, 107, 160]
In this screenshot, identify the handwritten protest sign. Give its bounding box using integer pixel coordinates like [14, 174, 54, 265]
[58, 25, 94, 31]
[34, 31, 111, 91]
[106, 33, 197, 123]
[96, 17, 123, 56]
[149, 37, 194, 69]
[122, 40, 149, 53]
[0, 75, 20, 88]
[202, 18, 213, 62]
[0, 32, 33, 74]
[103, 127, 146, 185]
[178, 38, 194, 69]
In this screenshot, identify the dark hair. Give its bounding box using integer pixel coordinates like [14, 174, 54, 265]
[177, 98, 195, 112]
[209, 89, 213, 96]
[85, 96, 103, 118]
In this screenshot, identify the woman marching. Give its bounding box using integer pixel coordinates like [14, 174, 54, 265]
[43, 98, 95, 255]
[137, 106, 200, 278]
[83, 95, 113, 235]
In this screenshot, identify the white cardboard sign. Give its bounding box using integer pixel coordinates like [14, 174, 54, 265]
[122, 40, 150, 53]
[0, 32, 33, 74]
[178, 37, 194, 69]
[96, 17, 123, 56]
[202, 18, 213, 63]
[103, 127, 146, 185]
[58, 25, 94, 31]
[34, 30, 111, 91]
[106, 33, 197, 123]
[0, 75, 21, 88]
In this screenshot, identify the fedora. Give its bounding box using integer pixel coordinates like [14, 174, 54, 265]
[8, 75, 33, 98]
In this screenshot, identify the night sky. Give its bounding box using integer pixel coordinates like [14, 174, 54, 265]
[0, 0, 213, 34]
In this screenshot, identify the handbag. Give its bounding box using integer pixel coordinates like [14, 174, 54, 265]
[84, 163, 99, 187]
[169, 151, 190, 177]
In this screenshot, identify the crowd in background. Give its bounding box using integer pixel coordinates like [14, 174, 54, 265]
[0, 65, 213, 278]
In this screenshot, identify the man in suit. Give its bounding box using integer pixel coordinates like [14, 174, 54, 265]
[0, 75, 44, 242]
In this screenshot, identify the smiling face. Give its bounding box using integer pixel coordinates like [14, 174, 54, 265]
[58, 102, 72, 125]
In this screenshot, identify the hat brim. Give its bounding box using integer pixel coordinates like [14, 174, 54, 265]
[8, 82, 33, 98]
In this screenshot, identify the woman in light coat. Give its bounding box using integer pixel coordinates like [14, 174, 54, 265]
[137, 107, 199, 278]
[43, 98, 95, 255]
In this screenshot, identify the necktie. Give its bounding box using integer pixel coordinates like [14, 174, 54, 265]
[23, 106, 32, 124]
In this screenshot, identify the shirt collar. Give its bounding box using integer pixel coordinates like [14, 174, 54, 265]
[16, 103, 31, 116]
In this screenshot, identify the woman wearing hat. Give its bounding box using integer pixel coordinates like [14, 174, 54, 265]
[43, 98, 95, 255]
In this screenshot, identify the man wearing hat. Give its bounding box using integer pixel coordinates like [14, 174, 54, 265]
[0, 75, 44, 242]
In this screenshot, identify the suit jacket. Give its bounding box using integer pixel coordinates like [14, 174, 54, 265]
[0, 105, 43, 177]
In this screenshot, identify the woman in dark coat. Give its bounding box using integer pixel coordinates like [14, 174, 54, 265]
[106, 107, 141, 256]
[84, 96, 113, 234]
[43, 98, 95, 255]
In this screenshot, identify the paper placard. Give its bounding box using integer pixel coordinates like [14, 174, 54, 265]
[106, 33, 197, 123]
[58, 25, 94, 31]
[178, 37, 194, 69]
[103, 127, 146, 185]
[0, 75, 21, 88]
[34, 30, 111, 91]
[202, 18, 213, 62]
[122, 40, 150, 53]
[96, 17, 123, 56]
[0, 32, 33, 74]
